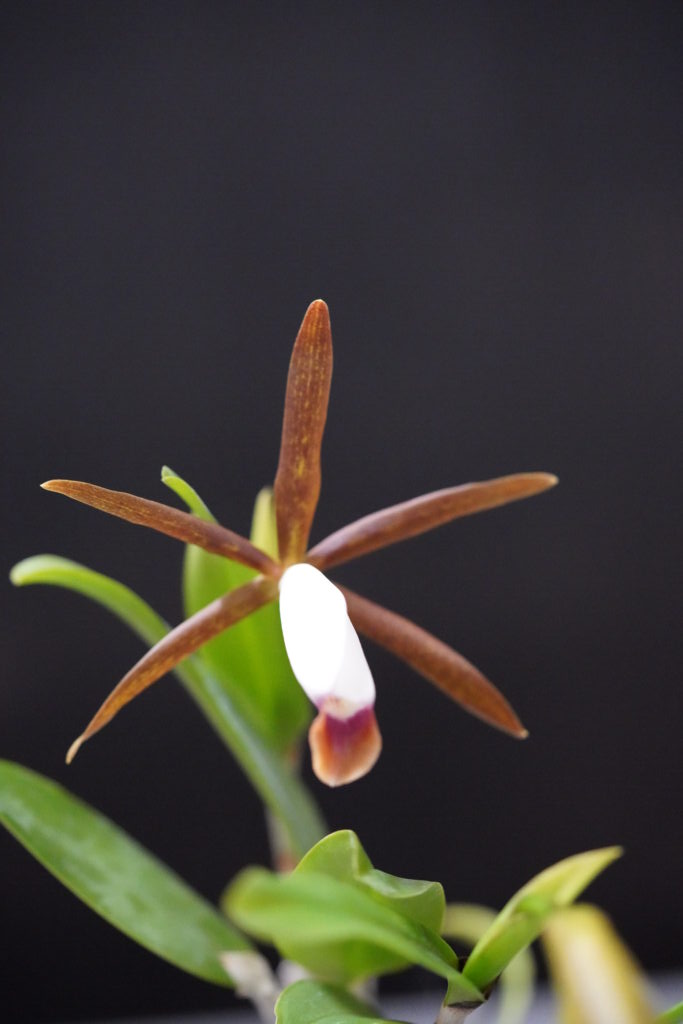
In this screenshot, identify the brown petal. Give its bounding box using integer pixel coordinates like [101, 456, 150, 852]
[308, 705, 382, 787]
[341, 587, 527, 738]
[42, 480, 279, 576]
[274, 300, 333, 564]
[66, 576, 277, 762]
[307, 472, 558, 571]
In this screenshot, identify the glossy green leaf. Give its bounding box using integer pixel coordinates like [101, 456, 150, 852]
[462, 848, 622, 993]
[442, 904, 535, 1024]
[543, 905, 656, 1023]
[297, 830, 444, 933]
[276, 980, 407, 1024]
[0, 759, 247, 985]
[223, 865, 483, 1003]
[161, 468, 310, 753]
[10, 554, 325, 858]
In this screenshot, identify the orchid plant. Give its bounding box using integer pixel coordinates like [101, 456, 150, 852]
[2, 302, 678, 1023]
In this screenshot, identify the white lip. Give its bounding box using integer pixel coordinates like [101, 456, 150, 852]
[278, 563, 375, 715]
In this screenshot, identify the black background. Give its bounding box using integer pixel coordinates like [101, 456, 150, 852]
[2, 3, 682, 1021]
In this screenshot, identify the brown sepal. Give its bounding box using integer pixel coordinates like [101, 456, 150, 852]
[42, 479, 278, 576]
[66, 576, 277, 762]
[342, 587, 527, 739]
[274, 300, 333, 564]
[307, 472, 558, 571]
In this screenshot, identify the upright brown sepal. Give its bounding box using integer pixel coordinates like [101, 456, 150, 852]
[308, 705, 382, 787]
[274, 300, 333, 564]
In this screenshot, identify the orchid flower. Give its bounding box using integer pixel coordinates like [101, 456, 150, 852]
[43, 300, 557, 786]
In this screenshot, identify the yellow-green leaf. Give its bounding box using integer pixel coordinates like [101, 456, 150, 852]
[543, 904, 656, 1024]
[463, 848, 622, 992]
[442, 903, 535, 1024]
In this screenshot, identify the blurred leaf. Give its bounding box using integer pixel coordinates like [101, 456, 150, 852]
[297, 830, 444, 932]
[162, 467, 310, 753]
[276, 980, 407, 1024]
[442, 903, 535, 1024]
[463, 847, 622, 992]
[223, 864, 482, 1003]
[543, 904, 656, 1023]
[251, 485, 280, 560]
[10, 554, 325, 857]
[0, 759, 247, 985]
[658, 1003, 683, 1024]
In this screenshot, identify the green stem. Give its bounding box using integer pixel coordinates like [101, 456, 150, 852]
[11, 556, 326, 859]
[175, 655, 326, 858]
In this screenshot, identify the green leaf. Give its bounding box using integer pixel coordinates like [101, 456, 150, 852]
[442, 904, 535, 1024]
[276, 980, 407, 1024]
[462, 847, 622, 992]
[10, 554, 325, 858]
[10, 553, 170, 643]
[161, 468, 310, 753]
[223, 865, 483, 1003]
[251, 485, 280, 560]
[247, 487, 311, 749]
[297, 830, 445, 933]
[0, 759, 247, 985]
[658, 1003, 683, 1024]
[543, 904, 657, 1023]
[159, 465, 214, 519]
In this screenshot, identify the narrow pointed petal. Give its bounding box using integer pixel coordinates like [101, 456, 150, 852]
[42, 480, 278, 576]
[309, 706, 382, 787]
[274, 300, 333, 564]
[66, 576, 276, 762]
[307, 473, 558, 571]
[341, 587, 527, 738]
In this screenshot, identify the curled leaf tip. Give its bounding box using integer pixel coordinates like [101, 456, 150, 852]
[65, 735, 85, 764]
